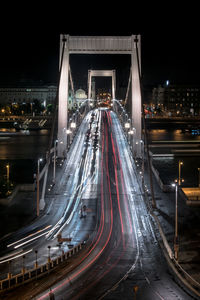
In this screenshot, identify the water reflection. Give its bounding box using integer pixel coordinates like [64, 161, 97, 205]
[148, 129, 200, 142]
[148, 129, 200, 187]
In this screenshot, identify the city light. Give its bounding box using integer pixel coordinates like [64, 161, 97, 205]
[125, 122, 130, 129]
[70, 122, 76, 128]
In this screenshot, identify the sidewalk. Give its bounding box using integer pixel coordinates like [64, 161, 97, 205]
[144, 160, 200, 286]
[0, 157, 66, 241]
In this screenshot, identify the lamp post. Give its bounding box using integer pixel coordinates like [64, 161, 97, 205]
[172, 160, 184, 261]
[128, 129, 134, 146]
[48, 245, 51, 264]
[198, 167, 200, 187]
[140, 140, 145, 187]
[125, 121, 130, 138]
[172, 182, 179, 260]
[6, 163, 10, 184]
[22, 255, 25, 279]
[53, 140, 58, 184]
[178, 160, 183, 186]
[35, 250, 38, 280]
[35, 250, 38, 268]
[66, 129, 71, 150]
[37, 158, 43, 217]
[6, 163, 10, 192]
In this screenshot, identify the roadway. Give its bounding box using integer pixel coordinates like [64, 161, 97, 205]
[36, 109, 194, 300]
[1, 109, 196, 299]
[0, 110, 100, 280]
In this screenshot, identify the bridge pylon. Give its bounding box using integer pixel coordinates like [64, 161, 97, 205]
[57, 34, 142, 157]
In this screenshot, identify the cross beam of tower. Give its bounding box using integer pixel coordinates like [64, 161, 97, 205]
[58, 34, 141, 157]
[88, 70, 116, 100]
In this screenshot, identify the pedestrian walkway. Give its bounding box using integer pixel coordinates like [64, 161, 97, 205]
[144, 161, 200, 285]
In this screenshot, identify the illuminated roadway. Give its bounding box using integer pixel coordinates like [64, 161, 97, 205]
[0, 110, 100, 279]
[1, 109, 195, 299]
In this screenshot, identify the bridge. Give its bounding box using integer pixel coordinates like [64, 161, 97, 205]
[0, 35, 199, 300]
[57, 34, 142, 158]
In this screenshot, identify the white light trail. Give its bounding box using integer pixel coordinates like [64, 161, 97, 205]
[0, 249, 33, 264]
[7, 225, 52, 248]
[14, 230, 51, 249]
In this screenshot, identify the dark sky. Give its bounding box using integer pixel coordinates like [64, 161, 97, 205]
[0, 3, 199, 88]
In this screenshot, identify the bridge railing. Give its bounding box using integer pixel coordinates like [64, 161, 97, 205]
[0, 241, 85, 293]
[112, 99, 139, 156]
[37, 99, 93, 210]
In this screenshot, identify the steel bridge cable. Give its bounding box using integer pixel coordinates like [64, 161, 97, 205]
[134, 35, 156, 209]
[46, 37, 67, 161]
[124, 67, 132, 106]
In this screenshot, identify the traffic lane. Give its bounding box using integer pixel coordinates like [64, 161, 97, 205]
[107, 111, 195, 300]
[36, 117, 113, 299]
[69, 110, 137, 299]
[5, 109, 136, 299]
[51, 110, 137, 300]
[0, 112, 96, 278]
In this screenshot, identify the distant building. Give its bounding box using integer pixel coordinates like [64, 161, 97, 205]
[97, 89, 111, 102]
[0, 84, 75, 110]
[0, 85, 57, 108]
[75, 89, 87, 106]
[152, 83, 200, 116]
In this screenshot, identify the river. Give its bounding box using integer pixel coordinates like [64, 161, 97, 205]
[0, 126, 200, 187]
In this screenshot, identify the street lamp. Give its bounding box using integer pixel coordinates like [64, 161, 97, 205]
[6, 163, 10, 184]
[6, 163, 10, 192]
[53, 140, 58, 184]
[70, 122, 76, 129]
[198, 167, 200, 187]
[140, 140, 145, 187]
[178, 160, 183, 186]
[37, 158, 43, 217]
[22, 255, 25, 279]
[47, 245, 51, 264]
[66, 129, 71, 149]
[35, 250, 38, 268]
[172, 182, 179, 260]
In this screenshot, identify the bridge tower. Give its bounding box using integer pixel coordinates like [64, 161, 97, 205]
[58, 35, 141, 157]
[88, 70, 116, 100]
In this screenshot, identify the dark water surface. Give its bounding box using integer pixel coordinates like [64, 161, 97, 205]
[0, 127, 200, 186]
[0, 129, 50, 183]
[148, 128, 200, 186]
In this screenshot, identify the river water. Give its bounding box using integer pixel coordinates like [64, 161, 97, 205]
[147, 128, 200, 187]
[0, 126, 200, 187]
[0, 129, 50, 183]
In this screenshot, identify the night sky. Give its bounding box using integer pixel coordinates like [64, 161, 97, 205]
[0, 4, 199, 89]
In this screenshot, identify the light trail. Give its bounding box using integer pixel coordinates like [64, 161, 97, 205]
[14, 230, 51, 249]
[0, 249, 33, 264]
[7, 225, 52, 248]
[0, 250, 23, 262]
[37, 110, 114, 300]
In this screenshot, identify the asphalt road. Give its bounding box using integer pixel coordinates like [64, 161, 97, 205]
[0, 110, 99, 281]
[0, 109, 197, 300]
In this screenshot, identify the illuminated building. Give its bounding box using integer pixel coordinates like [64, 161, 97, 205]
[152, 83, 200, 116]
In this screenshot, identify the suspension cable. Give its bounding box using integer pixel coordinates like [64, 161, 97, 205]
[46, 36, 67, 162]
[124, 67, 131, 106]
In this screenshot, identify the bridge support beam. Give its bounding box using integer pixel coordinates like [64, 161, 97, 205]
[57, 34, 142, 157]
[88, 70, 116, 100]
[57, 35, 69, 158]
[131, 35, 142, 157]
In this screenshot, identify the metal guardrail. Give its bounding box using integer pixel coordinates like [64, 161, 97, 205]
[0, 242, 84, 292]
[0, 104, 93, 294]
